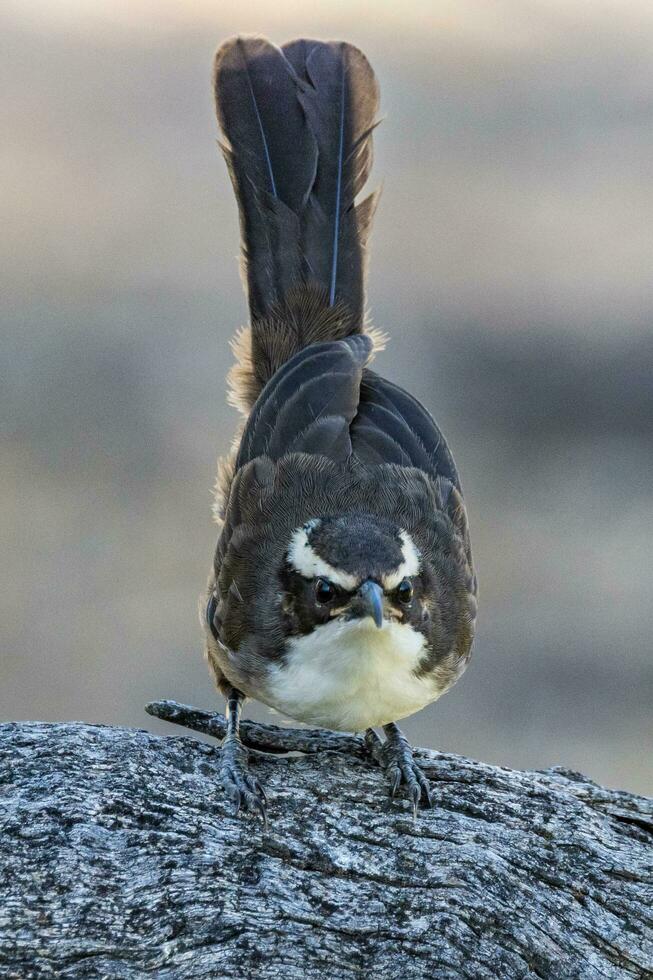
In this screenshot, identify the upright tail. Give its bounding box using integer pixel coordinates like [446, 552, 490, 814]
[213, 36, 381, 412]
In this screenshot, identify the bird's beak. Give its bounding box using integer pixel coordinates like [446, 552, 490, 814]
[358, 580, 384, 629]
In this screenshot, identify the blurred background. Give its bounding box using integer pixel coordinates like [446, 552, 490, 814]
[2, 0, 652, 795]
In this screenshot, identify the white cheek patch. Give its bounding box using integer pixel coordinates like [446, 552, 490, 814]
[287, 526, 359, 591]
[382, 530, 421, 590]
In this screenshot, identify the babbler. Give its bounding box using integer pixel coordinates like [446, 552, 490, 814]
[202, 36, 478, 822]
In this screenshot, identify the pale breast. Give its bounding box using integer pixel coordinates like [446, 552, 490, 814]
[262, 618, 445, 731]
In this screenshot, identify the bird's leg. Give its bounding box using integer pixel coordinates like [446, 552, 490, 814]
[218, 688, 267, 825]
[365, 722, 433, 817]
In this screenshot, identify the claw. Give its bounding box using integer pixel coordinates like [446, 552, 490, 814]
[225, 778, 267, 823]
[366, 725, 434, 816]
[390, 768, 402, 798]
[219, 736, 269, 824]
[410, 782, 421, 819]
[239, 783, 267, 826]
[417, 771, 433, 808]
[249, 794, 268, 829]
[246, 774, 267, 803]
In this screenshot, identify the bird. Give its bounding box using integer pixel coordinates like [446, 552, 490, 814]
[202, 35, 477, 822]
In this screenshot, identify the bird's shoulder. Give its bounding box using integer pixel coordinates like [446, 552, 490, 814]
[234, 334, 461, 489]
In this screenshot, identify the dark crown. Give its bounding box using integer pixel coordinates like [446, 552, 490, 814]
[305, 515, 405, 579]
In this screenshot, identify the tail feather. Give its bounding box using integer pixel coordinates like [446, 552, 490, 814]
[214, 38, 316, 320]
[214, 35, 379, 325]
[283, 40, 379, 316]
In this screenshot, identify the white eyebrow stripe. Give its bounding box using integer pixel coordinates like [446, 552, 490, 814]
[287, 528, 359, 591]
[382, 530, 421, 590]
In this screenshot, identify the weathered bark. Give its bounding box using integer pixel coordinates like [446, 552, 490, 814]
[0, 704, 651, 979]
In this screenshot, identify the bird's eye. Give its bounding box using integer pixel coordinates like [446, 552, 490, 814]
[397, 578, 413, 604]
[314, 578, 336, 604]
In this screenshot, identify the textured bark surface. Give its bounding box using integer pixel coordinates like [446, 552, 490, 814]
[0, 707, 651, 979]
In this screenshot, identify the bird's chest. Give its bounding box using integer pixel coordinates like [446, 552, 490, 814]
[262, 619, 441, 731]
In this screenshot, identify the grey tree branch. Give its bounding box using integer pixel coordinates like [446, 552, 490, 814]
[0, 714, 651, 979]
[145, 698, 367, 757]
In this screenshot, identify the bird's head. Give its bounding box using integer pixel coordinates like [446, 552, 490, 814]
[282, 514, 451, 641]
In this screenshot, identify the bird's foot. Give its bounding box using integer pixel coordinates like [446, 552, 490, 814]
[219, 735, 267, 826]
[365, 727, 433, 817]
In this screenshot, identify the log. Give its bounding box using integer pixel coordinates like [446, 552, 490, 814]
[0, 703, 651, 979]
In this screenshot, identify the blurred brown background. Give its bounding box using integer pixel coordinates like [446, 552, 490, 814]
[2, 1, 652, 794]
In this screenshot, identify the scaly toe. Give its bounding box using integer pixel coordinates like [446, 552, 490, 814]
[371, 737, 433, 814]
[219, 742, 268, 825]
[221, 771, 267, 824]
[389, 766, 402, 798]
[245, 773, 267, 803]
